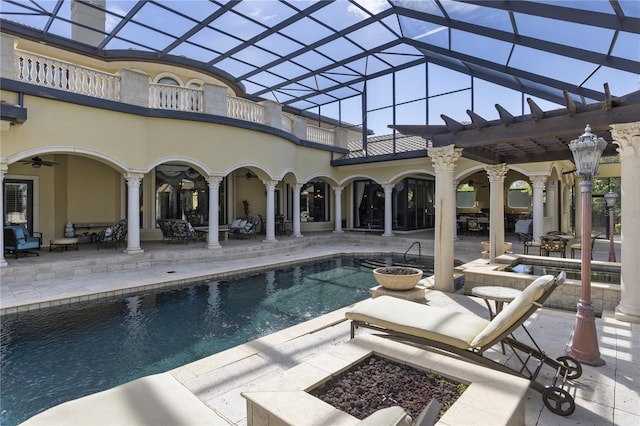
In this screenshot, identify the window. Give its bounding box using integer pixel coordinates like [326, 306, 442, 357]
[508, 180, 532, 209]
[456, 182, 476, 208]
[300, 179, 329, 222]
[3, 180, 33, 229]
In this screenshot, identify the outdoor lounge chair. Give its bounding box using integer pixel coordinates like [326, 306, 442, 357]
[3, 224, 42, 258]
[229, 216, 261, 239]
[96, 219, 128, 250]
[346, 272, 582, 417]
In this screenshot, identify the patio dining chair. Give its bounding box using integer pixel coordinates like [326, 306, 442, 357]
[570, 235, 598, 259]
[517, 232, 542, 255]
[466, 218, 482, 237]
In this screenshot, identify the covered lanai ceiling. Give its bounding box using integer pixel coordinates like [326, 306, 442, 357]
[1, 0, 638, 112]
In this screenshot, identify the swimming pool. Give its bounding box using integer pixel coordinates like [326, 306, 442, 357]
[0, 256, 418, 426]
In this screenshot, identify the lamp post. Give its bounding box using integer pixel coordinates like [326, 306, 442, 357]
[566, 125, 606, 367]
[604, 190, 618, 262]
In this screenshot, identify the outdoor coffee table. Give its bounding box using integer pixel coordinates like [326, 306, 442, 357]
[49, 238, 79, 252]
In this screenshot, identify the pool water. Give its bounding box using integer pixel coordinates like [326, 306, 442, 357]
[0, 257, 399, 426]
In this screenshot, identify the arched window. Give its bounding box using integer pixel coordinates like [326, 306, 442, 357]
[158, 77, 179, 86]
[508, 180, 532, 208]
[456, 182, 476, 208]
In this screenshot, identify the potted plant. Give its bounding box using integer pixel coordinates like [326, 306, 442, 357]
[373, 266, 423, 290]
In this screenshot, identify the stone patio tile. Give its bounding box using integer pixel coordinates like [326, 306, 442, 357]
[171, 346, 255, 380]
[183, 355, 281, 403]
[536, 398, 613, 425]
[248, 362, 330, 392]
[614, 408, 640, 426]
[614, 381, 640, 416]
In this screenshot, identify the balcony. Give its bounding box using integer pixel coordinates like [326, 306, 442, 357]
[3, 42, 347, 148]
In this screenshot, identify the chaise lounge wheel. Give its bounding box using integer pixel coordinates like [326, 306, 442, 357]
[542, 387, 575, 416]
[556, 355, 582, 379]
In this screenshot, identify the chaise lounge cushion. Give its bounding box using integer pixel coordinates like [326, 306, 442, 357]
[346, 296, 489, 349]
[470, 274, 554, 348]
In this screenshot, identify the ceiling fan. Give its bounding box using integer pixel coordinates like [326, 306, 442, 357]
[466, 179, 488, 188]
[235, 169, 258, 180]
[19, 156, 60, 168]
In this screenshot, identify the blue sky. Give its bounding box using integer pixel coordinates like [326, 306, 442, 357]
[1, 0, 637, 136]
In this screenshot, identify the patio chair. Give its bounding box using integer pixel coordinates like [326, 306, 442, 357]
[540, 235, 567, 258]
[346, 272, 582, 417]
[157, 219, 197, 243]
[570, 235, 598, 259]
[517, 232, 542, 255]
[96, 219, 128, 250]
[230, 216, 261, 239]
[3, 224, 42, 258]
[466, 218, 482, 237]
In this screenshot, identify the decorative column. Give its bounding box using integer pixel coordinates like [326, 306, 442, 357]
[124, 173, 144, 254]
[206, 176, 222, 249]
[485, 164, 509, 262]
[293, 183, 303, 237]
[428, 145, 463, 292]
[0, 164, 7, 267]
[611, 122, 640, 323]
[333, 186, 344, 233]
[263, 180, 278, 242]
[530, 175, 548, 242]
[382, 184, 394, 237]
[453, 179, 458, 240]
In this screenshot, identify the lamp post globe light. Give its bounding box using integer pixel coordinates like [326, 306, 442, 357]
[566, 125, 607, 367]
[604, 190, 618, 263]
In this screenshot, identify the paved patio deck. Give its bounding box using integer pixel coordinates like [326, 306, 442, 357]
[2, 232, 636, 425]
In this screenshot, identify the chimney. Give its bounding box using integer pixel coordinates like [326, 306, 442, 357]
[71, 0, 106, 47]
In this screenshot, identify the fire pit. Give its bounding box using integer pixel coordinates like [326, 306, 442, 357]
[373, 266, 423, 290]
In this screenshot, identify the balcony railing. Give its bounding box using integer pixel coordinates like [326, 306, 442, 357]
[11, 49, 339, 146]
[307, 124, 335, 146]
[227, 96, 265, 124]
[149, 84, 203, 112]
[15, 50, 121, 100]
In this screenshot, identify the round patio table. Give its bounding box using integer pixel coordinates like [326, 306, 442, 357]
[472, 286, 523, 319]
[472, 285, 523, 354]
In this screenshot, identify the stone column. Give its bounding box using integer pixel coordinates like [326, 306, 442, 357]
[263, 180, 278, 242]
[333, 186, 344, 233]
[124, 173, 144, 254]
[291, 116, 308, 140]
[206, 176, 222, 249]
[293, 183, 303, 237]
[203, 84, 228, 116]
[453, 178, 458, 241]
[428, 145, 463, 292]
[1, 34, 16, 79]
[119, 69, 149, 107]
[530, 175, 548, 242]
[0, 164, 7, 267]
[382, 184, 394, 237]
[259, 99, 283, 129]
[485, 164, 509, 262]
[611, 122, 640, 323]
